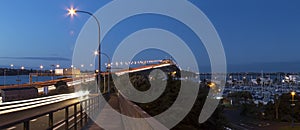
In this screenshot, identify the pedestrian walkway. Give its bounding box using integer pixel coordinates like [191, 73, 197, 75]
[82, 93, 168, 130]
[82, 93, 124, 130]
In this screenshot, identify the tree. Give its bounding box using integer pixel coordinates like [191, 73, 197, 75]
[228, 91, 253, 104]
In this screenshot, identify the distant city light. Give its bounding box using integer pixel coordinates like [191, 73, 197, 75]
[208, 82, 216, 88]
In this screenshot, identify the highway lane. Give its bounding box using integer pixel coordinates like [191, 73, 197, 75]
[0, 76, 96, 91]
[0, 98, 78, 129]
[0, 63, 174, 129]
[115, 63, 172, 76]
[0, 92, 89, 115]
[0, 77, 96, 104]
[0, 92, 92, 129]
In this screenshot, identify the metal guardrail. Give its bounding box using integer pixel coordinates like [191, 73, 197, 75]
[0, 93, 110, 130]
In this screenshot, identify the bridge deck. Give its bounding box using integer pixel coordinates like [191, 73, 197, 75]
[83, 93, 124, 130]
[83, 93, 168, 130]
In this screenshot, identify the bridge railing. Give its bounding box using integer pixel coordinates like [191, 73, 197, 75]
[0, 93, 109, 130]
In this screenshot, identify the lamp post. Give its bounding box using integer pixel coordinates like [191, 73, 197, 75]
[106, 63, 111, 93]
[68, 7, 102, 93]
[16, 66, 24, 85]
[3, 69, 6, 86]
[50, 65, 55, 80]
[94, 51, 111, 93]
[291, 91, 296, 128]
[7, 64, 14, 85]
[80, 64, 84, 84]
[101, 52, 111, 93]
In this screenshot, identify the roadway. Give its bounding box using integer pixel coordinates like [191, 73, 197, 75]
[0, 62, 173, 90]
[0, 75, 95, 90]
[0, 62, 175, 129]
[0, 92, 91, 129]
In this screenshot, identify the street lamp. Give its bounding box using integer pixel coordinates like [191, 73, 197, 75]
[101, 53, 111, 93]
[68, 7, 102, 93]
[50, 65, 55, 80]
[40, 65, 44, 75]
[291, 91, 296, 128]
[291, 91, 296, 101]
[16, 66, 24, 85]
[94, 51, 111, 93]
[3, 69, 6, 86]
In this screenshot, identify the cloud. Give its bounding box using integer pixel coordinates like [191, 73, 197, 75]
[0, 57, 71, 61]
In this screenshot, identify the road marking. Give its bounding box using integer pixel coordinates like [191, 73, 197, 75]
[0, 94, 75, 111]
[0, 93, 70, 106]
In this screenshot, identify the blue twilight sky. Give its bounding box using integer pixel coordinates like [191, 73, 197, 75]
[0, 0, 300, 72]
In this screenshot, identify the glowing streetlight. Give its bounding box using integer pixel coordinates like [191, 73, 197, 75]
[95, 52, 111, 93]
[107, 63, 111, 68]
[56, 64, 60, 68]
[17, 66, 24, 85]
[291, 91, 296, 128]
[68, 7, 102, 93]
[291, 91, 296, 99]
[20, 66, 25, 77]
[40, 65, 44, 69]
[67, 7, 77, 17]
[94, 50, 99, 56]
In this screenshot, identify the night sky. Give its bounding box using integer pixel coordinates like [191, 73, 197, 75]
[0, 0, 299, 72]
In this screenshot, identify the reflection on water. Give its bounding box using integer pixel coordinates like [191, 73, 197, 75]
[0, 75, 65, 86]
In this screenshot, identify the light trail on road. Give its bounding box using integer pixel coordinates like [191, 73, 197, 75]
[0, 91, 89, 115]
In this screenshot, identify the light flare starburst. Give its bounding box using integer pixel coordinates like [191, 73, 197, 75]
[67, 7, 77, 17]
